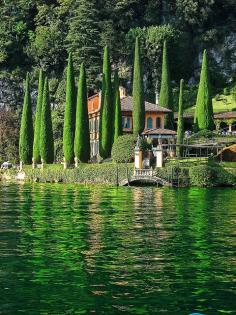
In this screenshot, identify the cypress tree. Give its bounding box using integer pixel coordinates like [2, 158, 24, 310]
[159, 40, 174, 129]
[113, 69, 122, 142]
[99, 46, 113, 158]
[40, 78, 54, 164]
[33, 69, 45, 164]
[194, 49, 214, 131]
[19, 73, 34, 164]
[74, 63, 90, 163]
[177, 79, 184, 157]
[132, 37, 145, 135]
[63, 52, 76, 164]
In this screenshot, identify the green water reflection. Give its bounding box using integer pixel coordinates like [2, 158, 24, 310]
[0, 184, 235, 314]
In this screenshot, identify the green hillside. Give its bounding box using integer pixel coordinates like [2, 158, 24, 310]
[185, 94, 236, 115]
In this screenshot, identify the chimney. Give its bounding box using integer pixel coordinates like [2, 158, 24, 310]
[119, 86, 127, 99]
[155, 91, 159, 104]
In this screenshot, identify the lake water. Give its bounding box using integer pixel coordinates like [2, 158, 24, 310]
[0, 184, 235, 315]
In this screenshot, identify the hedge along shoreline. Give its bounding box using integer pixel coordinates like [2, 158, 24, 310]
[1, 162, 236, 187]
[3, 163, 134, 185]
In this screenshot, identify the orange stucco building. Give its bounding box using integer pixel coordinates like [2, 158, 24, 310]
[88, 88, 172, 157]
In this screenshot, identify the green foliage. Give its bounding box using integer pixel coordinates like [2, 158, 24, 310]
[194, 50, 215, 131]
[99, 46, 113, 158]
[132, 37, 145, 135]
[52, 105, 64, 162]
[66, 0, 101, 90]
[113, 69, 123, 143]
[159, 41, 174, 129]
[191, 129, 215, 139]
[19, 73, 34, 164]
[63, 53, 76, 164]
[33, 70, 45, 163]
[40, 77, 54, 164]
[74, 63, 90, 163]
[23, 163, 134, 185]
[176, 79, 184, 157]
[189, 165, 215, 187]
[111, 134, 137, 163]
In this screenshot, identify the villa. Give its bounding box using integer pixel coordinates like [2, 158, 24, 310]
[87, 87, 176, 157]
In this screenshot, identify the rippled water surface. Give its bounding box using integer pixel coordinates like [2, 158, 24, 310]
[0, 184, 236, 315]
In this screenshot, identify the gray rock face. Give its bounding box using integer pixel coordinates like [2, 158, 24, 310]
[0, 77, 37, 110]
[0, 78, 23, 110]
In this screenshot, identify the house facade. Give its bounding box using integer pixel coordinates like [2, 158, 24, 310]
[88, 88, 172, 157]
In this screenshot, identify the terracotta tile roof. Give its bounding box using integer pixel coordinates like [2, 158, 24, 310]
[121, 96, 171, 113]
[214, 111, 236, 119]
[142, 128, 176, 135]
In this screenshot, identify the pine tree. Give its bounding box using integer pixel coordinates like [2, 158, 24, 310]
[66, 0, 101, 91]
[63, 52, 76, 165]
[99, 46, 113, 158]
[40, 77, 54, 164]
[33, 69, 45, 164]
[74, 63, 90, 163]
[19, 73, 34, 164]
[132, 37, 145, 136]
[177, 79, 184, 157]
[194, 50, 214, 131]
[113, 69, 122, 142]
[159, 40, 174, 129]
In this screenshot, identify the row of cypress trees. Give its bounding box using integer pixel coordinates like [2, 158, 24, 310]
[19, 72, 54, 165]
[19, 39, 214, 164]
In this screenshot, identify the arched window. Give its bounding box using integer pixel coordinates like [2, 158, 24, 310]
[147, 117, 153, 129]
[156, 117, 161, 128]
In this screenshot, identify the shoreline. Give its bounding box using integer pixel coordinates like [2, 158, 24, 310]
[1, 161, 236, 188]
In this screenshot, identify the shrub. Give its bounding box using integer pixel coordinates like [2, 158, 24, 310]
[112, 135, 137, 163]
[189, 165, 215, 187]
[191, 129, 215, 139]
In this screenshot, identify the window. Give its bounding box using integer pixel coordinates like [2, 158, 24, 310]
[122, 117, 131, 129]
[147, 117, 153, 129]
[156, 117, 161, 128]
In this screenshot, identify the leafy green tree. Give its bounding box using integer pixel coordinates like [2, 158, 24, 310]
[99, 46, 113, 158]
[40, 77, 54, 164]
[33, 69, 45, 164]
[194, 50, 214, 131]
[159, 40, 174, 129]
[66, 0, 100, 90]
[113, 69, 123, 142]
[177, 79, 184, 157]
[19, 73, 34, 164]
[63, 52, 76, 164]
[74, 63, 90, 163]
[132, 37, 145, 135]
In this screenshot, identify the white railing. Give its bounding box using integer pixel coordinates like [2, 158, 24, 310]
[134, 168, 154, 177]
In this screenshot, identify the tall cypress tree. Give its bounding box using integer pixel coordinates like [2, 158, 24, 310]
[99, 46, 113, 158]
[132, 37, 145, 136]
[74, 63, 90, 163]
[159, 40, 174, 129]
[40, 78, 54, 164]
[33, 69, 45, 164]
[63, 52, 76, 165]
[194, 49, 214, 131]
[19, 73, 34, 164]
[177, 79, 184, 157]
[113, 69, 122, 142]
